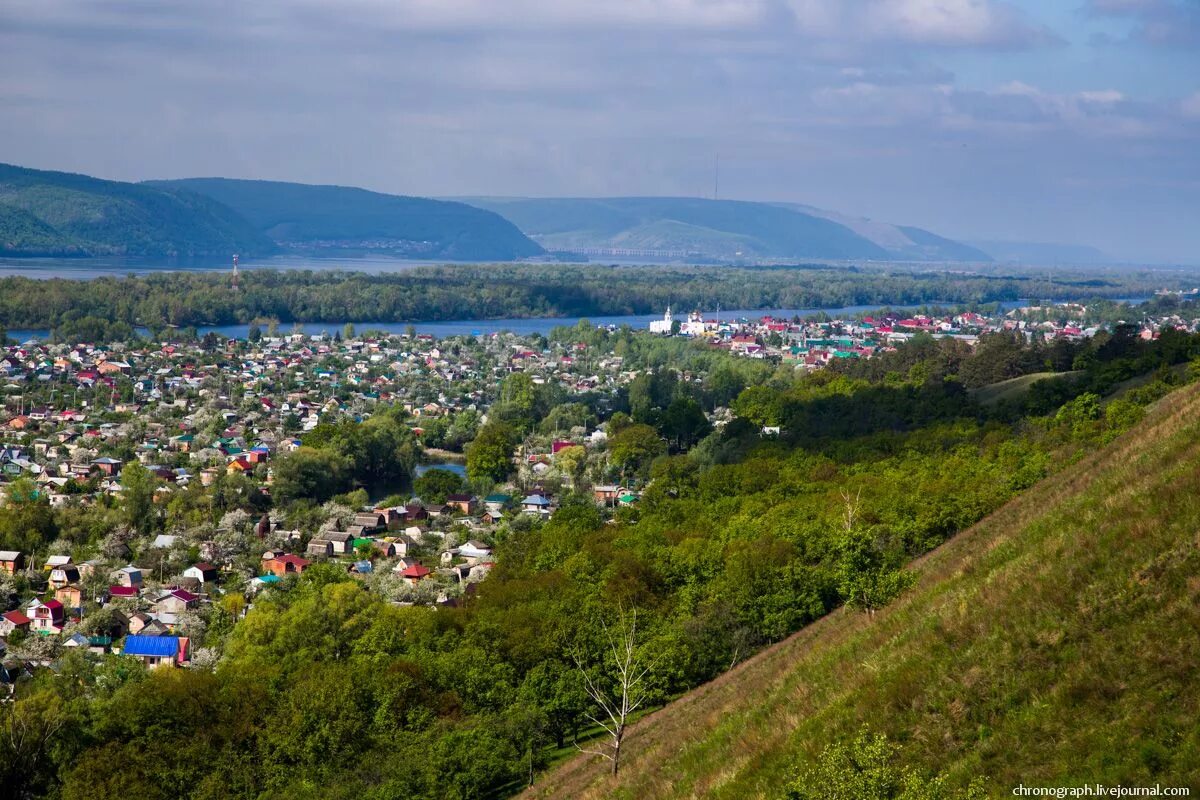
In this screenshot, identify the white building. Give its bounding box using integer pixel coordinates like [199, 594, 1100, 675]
[649, 307, 674, 334]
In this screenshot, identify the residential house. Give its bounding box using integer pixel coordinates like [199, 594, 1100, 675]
[92, 457, 122, 476]
[54, 584, 84, 609]
[182, 563, 219, 584]
[127, 612, 153, 635]
[43, 554, 72, 572]
[324, 531, 355, 556]
[593, 485, 620, 506]
[48, 564, 81, 590]
[0, 550, 24, 574]
[457, 540, 493, 561]
[521, 494, 552, 516]
[445, 494, 477, 515]
[27, 599, 65, 634]
[261, 553, 311, 578]
[0, 610, 31, 637]
[114, 565, 143, 588]
[483, 494, 510, 512]
[398, 563, 432, 586]
[390, 534, 418, 558]
[306, 538, 335, 558]
[122, 635, 187, 669]
[353, 512, 387, 533]
[154, 589, 198, 615]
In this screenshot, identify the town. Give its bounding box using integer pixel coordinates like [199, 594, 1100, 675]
[0, 295, 1187, 679]
[650, 301, 1184, 367]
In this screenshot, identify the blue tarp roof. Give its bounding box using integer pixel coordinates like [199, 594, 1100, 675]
[123, 635, 179, 657]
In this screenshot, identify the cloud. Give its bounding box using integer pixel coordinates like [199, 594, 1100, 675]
[781, 0, 1060, 48]
[0, 0, 1197, 261]
[1084, 0, 1200, 47]
[859, 0, 1061, 48]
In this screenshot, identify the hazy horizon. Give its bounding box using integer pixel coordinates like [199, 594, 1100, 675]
[1, 1, 1198, 263]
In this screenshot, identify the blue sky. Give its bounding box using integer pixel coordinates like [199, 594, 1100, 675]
[0, 0, 1197, 262]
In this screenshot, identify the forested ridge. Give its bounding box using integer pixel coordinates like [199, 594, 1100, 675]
[3, 319, 1197, 799]
[0, 262, 1175, 338]
[0, 163, 277, 258]
[148, 178, 544, 261]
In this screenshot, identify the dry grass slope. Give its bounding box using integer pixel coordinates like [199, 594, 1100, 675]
[524, 383, 1200, 799]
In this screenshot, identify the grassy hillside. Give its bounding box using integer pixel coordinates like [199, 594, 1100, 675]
[152, 178, 544, 261]
[525, 382, 1200, 799]
[970, 372, 1068, 406]
[0, 163, 277, 257]
[461, 197, 894, 261]
[463, 197, 991, 262]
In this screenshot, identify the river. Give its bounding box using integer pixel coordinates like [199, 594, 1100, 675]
[5, 303, 1025, 342]
[0, 256, 1150, 342]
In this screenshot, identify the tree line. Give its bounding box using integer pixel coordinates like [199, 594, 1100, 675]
[0, 263, 1175, 339]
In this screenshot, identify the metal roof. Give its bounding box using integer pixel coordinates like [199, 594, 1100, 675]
[122, 635, 179, 658]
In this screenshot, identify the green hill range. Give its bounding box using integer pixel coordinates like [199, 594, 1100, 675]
[0, 163, 1008, 264]
[0, 163, 277, 258]
[526, 382, 1200, 799]
[460, 196, 994, 262]
[149, 177, 545, 261]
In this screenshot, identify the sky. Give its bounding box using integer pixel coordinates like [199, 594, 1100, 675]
[0, 0, 1198, 263]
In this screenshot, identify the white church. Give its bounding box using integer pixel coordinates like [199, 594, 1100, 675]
[649, 306, 675, 334]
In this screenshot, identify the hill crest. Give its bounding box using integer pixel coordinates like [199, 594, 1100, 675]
[460, 195, 992, 263]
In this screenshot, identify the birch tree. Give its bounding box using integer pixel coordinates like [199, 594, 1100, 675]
[574, 607, 653, 775]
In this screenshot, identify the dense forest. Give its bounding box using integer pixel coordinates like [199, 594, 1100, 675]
[3, 320, 1198, 799]
[147, 178, 544, 261]
[0, 163, 277, 258]
[0, 262, 1177, 339]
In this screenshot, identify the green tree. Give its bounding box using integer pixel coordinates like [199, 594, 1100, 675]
[554, 445, 587, 485]
[272, 447, 351, 504]
[467, 423, 517, 484]
[659, 397, 711, 451]
[0, 478, 57, 553]
[120, 461, 158, 536]
[607, 423, 665, 479]
[413, 468, 465, 504]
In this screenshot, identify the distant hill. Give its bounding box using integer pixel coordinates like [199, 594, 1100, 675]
[0, 163, 277, 258]
[461, 196, 991, 262]
[970, 239, 1111, 265]
[776, 202, 994, 263]
[526, 383, 1200, 798]
[151, 178, 544, 261]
